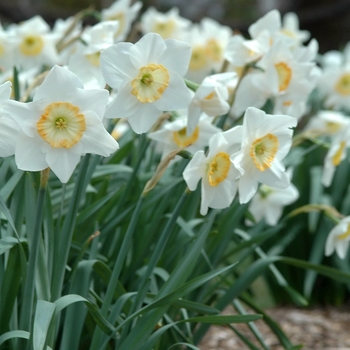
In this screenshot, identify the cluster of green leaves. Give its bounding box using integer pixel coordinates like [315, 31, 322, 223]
[1, 119, 350, 350]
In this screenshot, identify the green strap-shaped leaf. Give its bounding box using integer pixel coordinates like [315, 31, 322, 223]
[33, 300, 56, 350]
[0, 330, 52, 349]
[54, 294, 116, 338]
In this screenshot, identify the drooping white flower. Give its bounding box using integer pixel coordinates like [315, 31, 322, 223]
[140, 6, 191, 40]
[325, 216, 350, 259]
[148, 113, 221, 159]
[101, 0, 142, 41]
[322, 128, 350, 187]
[100, 33, 192, 134]
[3, 65, 119, 183]
[183, 127, 242, 215]
[247, 173, 299, 226]
[304, 110, 350, 137]
[230, 107, 297, 204]
[187, 72, 237, 134]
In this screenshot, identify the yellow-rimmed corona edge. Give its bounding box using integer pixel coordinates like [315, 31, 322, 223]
[332, 141, 346, 166]
[37, 102, 86, 148]
[325, 121, 342, 134]
[131, 63, 170, 103]
[275, 62, 292, 92]
[338, 223, 350, 240]
[207, 152, 231, 186]
[204, 91, 216, 100]
[335, 73, 350, 96]
[20, 35, 44, 56]
[250, 133, 279, 171]
[172, 126, 199, 148]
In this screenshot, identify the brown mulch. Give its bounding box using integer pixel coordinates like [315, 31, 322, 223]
[199, 306, 350, 350]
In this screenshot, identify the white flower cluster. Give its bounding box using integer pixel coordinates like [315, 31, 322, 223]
[1, 1, 348, 248]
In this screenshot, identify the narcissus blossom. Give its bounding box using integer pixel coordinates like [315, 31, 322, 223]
[187, 72, 237, 135]
[3, 65, 119, 183]
[101, 33, 192, 134]
[10, 16, 59, 70]
[148, 113, 221, 159]
[101, 0, 142, 41]
[247, 180, 299, 226]
[0, 81, 17, 157]
[322, 129, 350, 187]
[68, 21, 119, 88]
[325, 216, 350, 259]
[230, 107, 297, 204]
[140, 6, 191, 40]
[183, 127, 242, 215]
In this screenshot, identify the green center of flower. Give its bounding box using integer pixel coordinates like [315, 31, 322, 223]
[335, 73, 350, 95]
[153, 20, 176, 39]
[86, 52, 101, 66]
[37, 102, 86, 148]
[207, 152, 231, 186]
[250, 133, 279, 171]
[259, 184, 273, 198]
[205, 39, 222, 62]
[338, 223, 350, 240]
[131, 63, 169, 103]
[275, 62, 292, 92]
[20, 35, 44, 56]
[189, 46, 208, 71]
[173, 126, 199, 148]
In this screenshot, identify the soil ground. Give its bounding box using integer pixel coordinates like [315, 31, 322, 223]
[199, 306, 350, 350]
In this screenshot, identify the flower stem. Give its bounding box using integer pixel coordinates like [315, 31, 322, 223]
[20, 168, 49, 348]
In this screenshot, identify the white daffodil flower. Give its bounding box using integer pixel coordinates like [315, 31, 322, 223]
[148, 113, 221, 159]
[0, 81, 17, 157]
[230, 107, 297, 204]
[224, 32, 269, 68]
[247, 181, 299, 226]
[325, 216, 350, 259]
[322, 128, 350, 187]
[183, 127, 242, 215]
[249, 9, 309, 48]
[68, 21, 119, 89]
[233, 39, 317, 118]
[101, 33, 192, 134]
[10, 16, 60, 70]
[101, 0, 142, 41]
[304, 110, 350, 137]
[0, 23, 16, 72]
[140, 6, 191, 40]
[187, 72, 236, 135]
[184, 18, 232, 83]
[3, 65, 119, 183]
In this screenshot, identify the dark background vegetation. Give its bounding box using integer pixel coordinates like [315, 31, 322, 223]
[0, 0, 350, 53]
